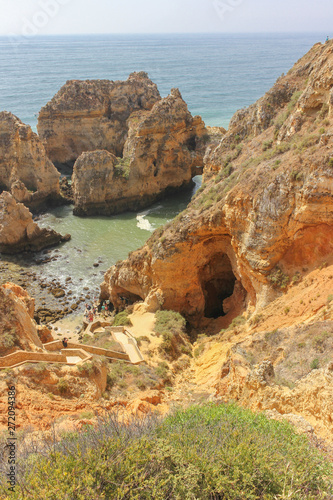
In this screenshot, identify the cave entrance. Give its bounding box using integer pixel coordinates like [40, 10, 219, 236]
[118, 291, 143, 310]
[200, 253, 236, 319]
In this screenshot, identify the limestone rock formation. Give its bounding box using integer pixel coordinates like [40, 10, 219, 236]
[0, 282, 43, 355]
[0, 111, 60, 209]
[0, 191, 70, 254]
[72, 88, 207, 215]
[213, 322, 333, 442]
[37, 72, 161, 166]
[101, 41, 333, 325]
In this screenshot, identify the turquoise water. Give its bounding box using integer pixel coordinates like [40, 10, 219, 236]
[0, 33, 326, 303]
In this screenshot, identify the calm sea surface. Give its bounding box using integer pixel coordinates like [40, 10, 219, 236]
[0, 33, 325, 305]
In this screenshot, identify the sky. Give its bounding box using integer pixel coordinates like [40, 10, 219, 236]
[0, 0, 332, 37]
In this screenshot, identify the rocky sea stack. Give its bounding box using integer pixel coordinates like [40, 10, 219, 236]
[37, 72, 161, 166]
[101, 41, 333, 325]
[72, 88, 207, 215]
[0, 111, 61, 210]
[0, 191, 70, 254]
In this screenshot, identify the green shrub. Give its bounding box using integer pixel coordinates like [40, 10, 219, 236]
[262, 139, 273, 151]
[114, 156, 131, 179]
[155, 310, 190, 360]
[113, 310, 132, 326]
[250, 313, 263, 326]
[11, 404, 332, 499]
[292, 271, 302, 284]
[78, 411, 95, 420]
[155, 361, 169, 379]
[57, 378, 69, 394]
[0, 330, 16, 349]
[312, 332, 330, 352]
[229, 315, 246, 329]
[154, 310, 186, 337]
[268, 267, 290, 289]
[194, 344, 205, 358]
[106, 361, 164, 391]
[78, 359, 101, 377]
[310, 358, 320, 370]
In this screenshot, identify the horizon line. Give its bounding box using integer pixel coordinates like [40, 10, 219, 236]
[0, 31, 329, 37]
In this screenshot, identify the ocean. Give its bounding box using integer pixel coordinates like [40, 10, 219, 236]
[0, 33, 325, 311]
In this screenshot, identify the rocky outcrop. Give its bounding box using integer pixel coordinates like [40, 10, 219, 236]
[0, 283, 43, 355]
[213, 320, 333, 442]
[72, 89, 207, 215]
[0, 191, 70, 254]
[37, 72, 161, 166]
[0, 112, 60, 209]
[101, 41, 333, 326]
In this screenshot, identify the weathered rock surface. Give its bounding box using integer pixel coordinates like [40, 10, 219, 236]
[0, 191, 70, 254]
[0, 111, 60, 209]
[0, 283, 43, 355]
[214, 326, 333, 444]
[72, 88, 207, 215]
[101, 41, 333, 325]
[37, 72, 161, 166]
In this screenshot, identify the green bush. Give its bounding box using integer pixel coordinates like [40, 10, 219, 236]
[57, 378, 69, 394]
[310, 358, 320, 370]
[0, 330, 16, 349]
[113, 310, 132, 327]
[155, 361, 169, 379]
[9, 404, 332, 499]
[155, 310, 190, 360]
[106, 361, 165, 391]
[114, 156, 131, 179]
[268, 267, 290, 289]
[262, 139, 273, 151]
[154, 310, 186, 336]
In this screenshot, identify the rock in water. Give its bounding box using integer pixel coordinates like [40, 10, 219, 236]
[37, 72, 161, 166]
[72, 88, 207, 215]
[0, 111, 61, 210]
[0, 191, 70, 254]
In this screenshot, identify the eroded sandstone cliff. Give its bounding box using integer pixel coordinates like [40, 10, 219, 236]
[0, 282, 44, 355]
[0, 111, 60, 210]
[0, 191, 70, 254]
[37, 72, 161, 166]
[101, 40, 333, 326]
[72, 89, 207, 215]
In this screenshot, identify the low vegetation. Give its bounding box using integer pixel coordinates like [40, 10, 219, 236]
[154, 310, 191, 360]
[112, 310, 132, 327]
[114, 156, 131, 179]
[268, 266, 290, 289]
[81, 331, 125, 353]
[3, 403, 332, 499]
[106, 360, 171, 393]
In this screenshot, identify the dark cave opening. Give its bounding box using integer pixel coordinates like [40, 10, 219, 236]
[200, 253, 237, 319]
[186, 135, 197, 151]
[117, 291, 143, 310]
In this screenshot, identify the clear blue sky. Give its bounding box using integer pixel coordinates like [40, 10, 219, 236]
[0, 0, 332, 36]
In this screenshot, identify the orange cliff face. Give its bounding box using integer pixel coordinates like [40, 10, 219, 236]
[0, 111, 60, 210]
[37, 72, 161, 165]
[0, 282, 43, 356]
[71, 88, 207, 216]
[101, 41, 333, 327]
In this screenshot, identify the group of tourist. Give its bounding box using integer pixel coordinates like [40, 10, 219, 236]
[83, 299, 112, 322]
